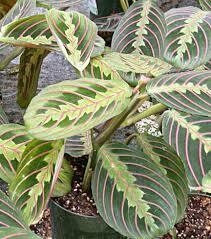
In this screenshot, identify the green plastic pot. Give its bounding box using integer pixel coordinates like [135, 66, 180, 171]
[50, 199, 125, 239]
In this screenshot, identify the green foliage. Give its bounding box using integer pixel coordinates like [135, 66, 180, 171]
[0, 0, 210, 238]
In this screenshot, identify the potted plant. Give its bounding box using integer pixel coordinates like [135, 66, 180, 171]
[0, 0, 210, 238]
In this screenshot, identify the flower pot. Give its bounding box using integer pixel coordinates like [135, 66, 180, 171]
[50, 199, 125, 239]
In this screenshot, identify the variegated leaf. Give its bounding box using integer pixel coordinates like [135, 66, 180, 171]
[17, 48, 49, 108]
[0, 124, 32, 184]
[111, 0, 167, 57]
[164, 7, 211, 69]
[24, 78, 132, 140]
[0, 0, 36, 29]
[199, 0, 211, 11]
[103, 52, 172, 77]
[205, 59, 211, 70]
[0, 14, 58, 49]
[83, 56, 124, 83]
[136, 134, 189, 221]
[53, 156, 73, 197]
[92, 142, 178, 239]
[147, 71, 211, 117]
[0, 227, 40, 239]
[37, 0, 86, 9]
[0, 0, 36, 70]
[46, 9, 98, 71]
[91, 35, 105, 58]
[9, 139, 65, 224]
[0, 105, 8, 124]
[65, 131, 92, 157]
[0, 189, 27, 229]
[162, 110, 211, 192]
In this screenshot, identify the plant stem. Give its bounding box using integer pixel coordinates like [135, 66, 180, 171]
[94, 94, 144, 149]
[121, 103, 168, 128]
[82, 154, 93, 192]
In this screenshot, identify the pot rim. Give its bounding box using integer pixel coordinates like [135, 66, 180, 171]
[50, 197, 101, 219]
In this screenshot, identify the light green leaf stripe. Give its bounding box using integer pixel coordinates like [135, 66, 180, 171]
[24, 78, 132, 140]
[46, 9, 98, 71]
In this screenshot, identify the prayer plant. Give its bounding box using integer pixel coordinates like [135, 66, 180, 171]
[0, 0, 210, 238]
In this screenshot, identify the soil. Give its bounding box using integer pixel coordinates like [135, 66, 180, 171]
[31, 155, 211, 239]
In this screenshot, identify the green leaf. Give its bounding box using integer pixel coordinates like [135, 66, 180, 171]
[0, 124, 32, 184]
[162, 110, 211, 192]
[92, 142, 178, 239]
[17, 48, 49, 108]
[24, 78, 132, 140]
[111, 0, 167, 57]
[136, 134, 189, 222]
[0, 0, 36, 70]
[147, 71, 211, 117]
[91, 35, 105, 58]
[0, 189, 27, 229]
[0, 227, 40, 239]
[37, 0, 86, 9]
[52, 156, 73, 197]
[103, 52, 172, 77]
[0, 105, 8, 124]
[46, 9, 98, 71]
[9, 139, 65, 224]
[164, 7, 211, 69]
[83, 56, 124, 83]
[199, 0, 211, 11]
[65, 131, 93, 157]
[0, 14, 58, 49]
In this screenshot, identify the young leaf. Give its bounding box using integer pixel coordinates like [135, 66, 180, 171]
[0, 189, 27, 229]
[164, 7, 211, 69]
[111, 0, 167, 57]
[162, 110, 211, 192]
[65, 131, 93, 157]
[17, 48, 49, 108]
[46, 9, 98, 71]
[103, 52, 172, 77]
[147, 71, 211, 117]
[9, 139, 65, 224]
[24, 78, 132, 140]
[52, 156, 73, 197]
[0, 227, 41, 239]
[92, 142, 178, 239]
[0, 124, 32, 184]
[136, 134, 189, 222]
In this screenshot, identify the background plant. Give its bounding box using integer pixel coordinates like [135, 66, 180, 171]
[0, 0, 210, 238]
